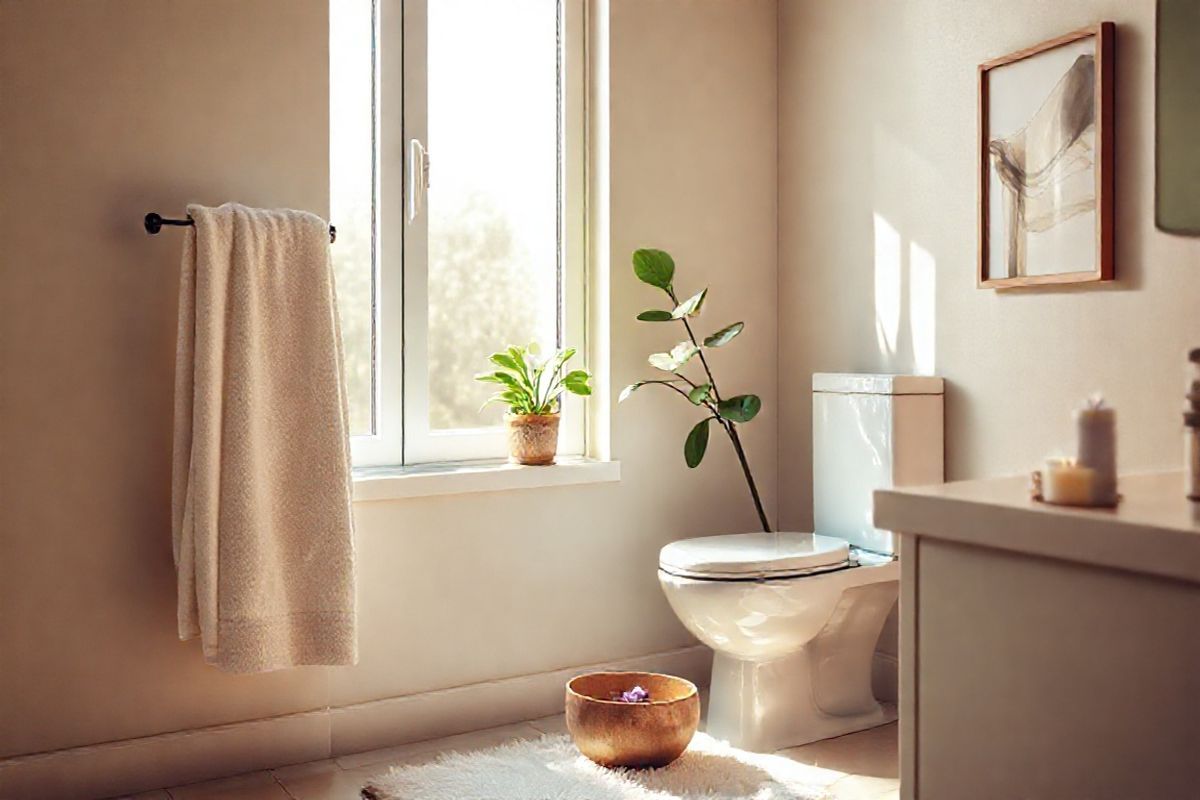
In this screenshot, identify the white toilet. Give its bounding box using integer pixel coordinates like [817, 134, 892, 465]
[658, 373, 944, 752]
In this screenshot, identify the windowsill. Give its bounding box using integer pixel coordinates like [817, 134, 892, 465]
[352, 457, 621, 502]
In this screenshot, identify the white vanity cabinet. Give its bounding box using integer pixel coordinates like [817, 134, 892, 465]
[875, 472, 1200, 800]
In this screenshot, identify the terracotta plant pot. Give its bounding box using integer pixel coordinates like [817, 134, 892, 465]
[565, 671, 700, 768]
[505, 412, 560, 465]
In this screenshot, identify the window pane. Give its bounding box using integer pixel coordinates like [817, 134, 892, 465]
[426, 0, 560, 430]
[330, 0, 375, 436]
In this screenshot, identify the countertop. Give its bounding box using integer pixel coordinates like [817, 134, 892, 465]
[874, 471, 1200, 584]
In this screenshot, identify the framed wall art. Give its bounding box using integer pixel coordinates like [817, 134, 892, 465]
[978, 23, 1114, 288]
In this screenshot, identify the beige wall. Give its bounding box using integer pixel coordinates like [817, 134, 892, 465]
[0, 0, 777, 760]
[779, 0, 1200, 532]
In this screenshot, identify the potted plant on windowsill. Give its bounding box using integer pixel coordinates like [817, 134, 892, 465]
[476, 344, 592, 466]
[620, 248, 772, 531]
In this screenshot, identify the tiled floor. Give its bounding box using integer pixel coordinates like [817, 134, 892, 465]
[135, 715, 898, 800]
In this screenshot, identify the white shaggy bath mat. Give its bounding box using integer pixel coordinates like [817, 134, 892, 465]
[362, 732, 830, 800]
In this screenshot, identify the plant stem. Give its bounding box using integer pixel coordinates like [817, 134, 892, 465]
[649, 379, 770, 531]
[667, 286, 771, 532]
[726, 421, 771, 532]
[668, 289, 724, 405]
[644, 380, 697, 404]
[674, 374, 721, 416]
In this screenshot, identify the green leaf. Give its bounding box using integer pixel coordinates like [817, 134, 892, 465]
[648, 341, 700, 372]
[507, 345, 529, 370]
[671, 288, 708, 319]
[490, 352, 521, 371]
[632, 249, 675, 291]
[670, 341, 700, 365]
[563, 369, 591, 396]
[704, 321, 744, 348]
[474, 371, 520, 389]
[479, 390, 526, 413]
[562, 369, 589, 386]
[687, 383, 711, 405]
[618, 382, 646, 403]
[647, 353, 674, 371]
[684, 418, 710, 468]
[637, 309, 674, 322]
[717, 394, 762, 423]
[506, 346, 538, 393]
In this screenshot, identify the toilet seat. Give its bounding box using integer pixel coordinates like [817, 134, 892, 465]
[658, 532, 850, 581]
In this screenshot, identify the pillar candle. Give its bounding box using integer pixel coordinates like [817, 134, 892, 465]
[1076, 397, 1117, 506]
[1043, 458, 1097, 506]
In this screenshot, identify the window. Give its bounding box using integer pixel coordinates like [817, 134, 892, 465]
[331, 0, 586, 467]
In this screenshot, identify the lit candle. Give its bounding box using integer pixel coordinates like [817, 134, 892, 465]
[1043, 458, 1097, 506]
[1076, 396, 1117, 506]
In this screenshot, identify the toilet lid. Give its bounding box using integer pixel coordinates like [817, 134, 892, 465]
[658, 532, 850, 580]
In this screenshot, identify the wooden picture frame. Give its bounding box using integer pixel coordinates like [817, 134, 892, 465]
[978, 22, 1114, 289]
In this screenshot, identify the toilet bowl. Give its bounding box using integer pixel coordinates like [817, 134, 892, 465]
[658, 374, 944, 752]
[659, 533, 898, 751]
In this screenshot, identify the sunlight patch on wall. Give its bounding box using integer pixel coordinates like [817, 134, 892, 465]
[873, 213, 902, 357]
[909, 240, 936, 375]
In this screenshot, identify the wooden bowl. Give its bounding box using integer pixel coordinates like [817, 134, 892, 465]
[565, 671, 700, 768]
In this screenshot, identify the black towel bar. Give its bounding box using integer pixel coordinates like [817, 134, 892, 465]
[144, 212, 337, 243]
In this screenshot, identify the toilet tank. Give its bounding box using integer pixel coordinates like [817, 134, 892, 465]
[812, 374, 944, 555]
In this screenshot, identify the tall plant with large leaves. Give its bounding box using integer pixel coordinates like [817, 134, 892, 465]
[620, 249, 772, 532]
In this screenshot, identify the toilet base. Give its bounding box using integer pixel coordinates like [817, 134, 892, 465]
[704, 649, 897, 752]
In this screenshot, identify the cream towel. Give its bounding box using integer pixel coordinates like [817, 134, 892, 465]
[172, 203, 356, 673]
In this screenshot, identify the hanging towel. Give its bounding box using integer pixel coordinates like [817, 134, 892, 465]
[172, 202, 356, 673]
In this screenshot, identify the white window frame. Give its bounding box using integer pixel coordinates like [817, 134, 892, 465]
[349, 0, 587, 467]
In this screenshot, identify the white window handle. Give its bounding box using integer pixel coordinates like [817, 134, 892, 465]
[408, 138, 430, 223]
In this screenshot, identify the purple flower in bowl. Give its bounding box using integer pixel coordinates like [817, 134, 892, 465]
[613, 685, 651, 703]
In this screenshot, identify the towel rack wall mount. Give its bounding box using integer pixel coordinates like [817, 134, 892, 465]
[144, 212, 337, 244]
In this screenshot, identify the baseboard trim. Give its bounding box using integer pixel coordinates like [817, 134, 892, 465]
[329, 644, 712, 756]
[0, 707, 330, 800]
[0, 645, 712, 800]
